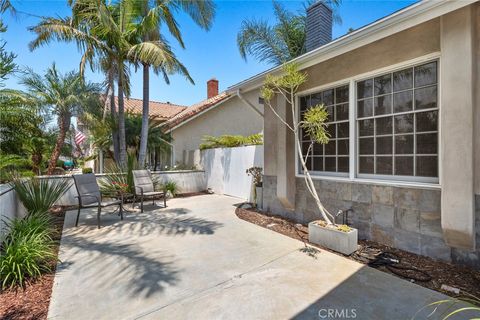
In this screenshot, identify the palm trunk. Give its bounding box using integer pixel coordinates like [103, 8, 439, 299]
[31, 152, 42, 175]
[138, 63, 150, 168]
[117, 73, 127, 167]
[108, 72, 120, 163]
[47, 114, 70, 175]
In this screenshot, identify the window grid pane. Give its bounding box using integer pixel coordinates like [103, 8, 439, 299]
[356, 60, 438, 179]
[299, 84, 350, 175]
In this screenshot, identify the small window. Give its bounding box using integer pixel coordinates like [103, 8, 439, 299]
[299, 84, 350, 175]
[356, 61, 439, 180]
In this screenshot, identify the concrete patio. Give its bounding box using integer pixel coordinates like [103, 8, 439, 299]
[48, 194, 464, 320]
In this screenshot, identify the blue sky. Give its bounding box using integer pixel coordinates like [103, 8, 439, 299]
[2, 0, 416, 106]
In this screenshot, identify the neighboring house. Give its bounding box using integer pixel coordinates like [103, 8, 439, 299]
[90, 97, 187, 172]
[227, 0, 480, 268]
[162, 79, 264, 166]
[118, 96, 187, 123]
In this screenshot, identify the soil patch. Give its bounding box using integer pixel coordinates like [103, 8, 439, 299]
[235, 207, 480, 301]
[0, 206, 68, 320]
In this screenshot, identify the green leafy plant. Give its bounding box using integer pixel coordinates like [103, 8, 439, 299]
[413, 294, 480, 319]
[0, 213, 56, 289]
[199, 133, 263, 150]
[11, 176, 71, 216]
[262, 63, 335, 225]
[82, 167, 93, 174]
[163, 180, 179, 197]
[100, 152, 160, 195]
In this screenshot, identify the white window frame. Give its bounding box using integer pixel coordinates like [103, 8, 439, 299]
[295, 52, 441, 189]
[297, 82, 351, 178]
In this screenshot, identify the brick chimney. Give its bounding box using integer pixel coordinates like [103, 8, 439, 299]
[305, 1, 333, 52]
[207, 78, 219, 99]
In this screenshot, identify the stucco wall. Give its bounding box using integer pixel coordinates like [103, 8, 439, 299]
[262, 5, 480, 267]
[171, 91, 264, 165]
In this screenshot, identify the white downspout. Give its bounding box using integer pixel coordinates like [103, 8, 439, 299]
[236, 89, 264, 117]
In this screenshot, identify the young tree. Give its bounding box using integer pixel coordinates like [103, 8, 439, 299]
[261, 63, 335, 225]
[20, 64, 102, 175]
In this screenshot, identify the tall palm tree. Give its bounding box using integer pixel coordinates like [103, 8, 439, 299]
[131, 0, 215, 167]
[237, 0, 341, 66]
[29, 0, 199, 167]
[20, 64, 102, 175]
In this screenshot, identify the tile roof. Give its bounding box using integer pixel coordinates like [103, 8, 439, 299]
[163, 92, 232, 130]
[113, 96, 187, 121]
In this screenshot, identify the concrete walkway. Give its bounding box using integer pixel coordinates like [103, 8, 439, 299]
[49, 195, 463, 320]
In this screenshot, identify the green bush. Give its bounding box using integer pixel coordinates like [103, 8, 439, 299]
[163, 180, 180, 197]
[82, 167, 93, 174]
[56, 159, 65, 168]
[199, 134, 263, 150]
[11, 176, 71, 216]
[0, 213, 56, 289]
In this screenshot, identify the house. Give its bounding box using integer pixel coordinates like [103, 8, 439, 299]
[227, 0, 480, 268]
[162, 79, 264, 166]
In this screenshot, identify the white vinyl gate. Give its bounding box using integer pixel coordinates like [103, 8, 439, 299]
[200, 145, 264, 200]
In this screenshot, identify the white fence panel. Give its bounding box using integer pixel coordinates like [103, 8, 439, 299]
[200, 145, 263, 200]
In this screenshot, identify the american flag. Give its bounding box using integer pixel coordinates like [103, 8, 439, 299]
[74, 130, 87, 145]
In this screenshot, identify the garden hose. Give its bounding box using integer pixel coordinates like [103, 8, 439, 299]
[353, 247, 432, 282]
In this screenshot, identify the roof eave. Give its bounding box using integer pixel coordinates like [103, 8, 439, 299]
[227, 0, 476, 93]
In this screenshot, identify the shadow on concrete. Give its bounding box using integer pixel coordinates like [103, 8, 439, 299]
[60, 236, 180, 298]
[289, 265, 473, 320]
[68, 206, 224, 237]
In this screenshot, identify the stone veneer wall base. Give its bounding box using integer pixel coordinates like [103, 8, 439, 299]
[262, 175, 480, 269]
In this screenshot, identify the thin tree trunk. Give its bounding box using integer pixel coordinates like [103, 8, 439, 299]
[109, 74, 120, 163]
[138, 63, 150, 168]
[117, 72, 127, 167]
[47, 114, 70, 175]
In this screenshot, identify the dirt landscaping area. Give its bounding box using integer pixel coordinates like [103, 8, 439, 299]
[0, 207, 67, 320]
[235, 206, 480, 301]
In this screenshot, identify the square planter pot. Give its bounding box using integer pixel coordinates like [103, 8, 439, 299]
[308, 222, 358, 255]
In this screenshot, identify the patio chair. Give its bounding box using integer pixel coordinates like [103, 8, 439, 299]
[72, 174, 123, 228]
[132, 170, 166, 213]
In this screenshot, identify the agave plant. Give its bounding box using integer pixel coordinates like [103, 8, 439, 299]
[11, 176, 71, 216]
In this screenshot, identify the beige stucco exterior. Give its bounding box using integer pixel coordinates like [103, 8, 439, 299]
[170, 90, 264, 165]
[260, 3, 480, 265]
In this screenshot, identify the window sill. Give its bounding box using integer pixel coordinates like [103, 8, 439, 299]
[295, 173, 441, 190]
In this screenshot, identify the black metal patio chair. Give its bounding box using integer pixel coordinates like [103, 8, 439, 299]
[72, 173, 123, 228]
[132, 170, 167, 213]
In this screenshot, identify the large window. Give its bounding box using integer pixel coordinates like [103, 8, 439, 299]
[356, 61, 438, 180]
[299, 84, 350, 175]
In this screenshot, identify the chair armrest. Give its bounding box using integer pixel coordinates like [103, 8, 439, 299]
[135, 185, 144, 195]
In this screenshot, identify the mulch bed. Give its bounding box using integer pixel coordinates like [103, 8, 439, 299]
[235, 206, 480, 301]
[0, 206, 68, 320]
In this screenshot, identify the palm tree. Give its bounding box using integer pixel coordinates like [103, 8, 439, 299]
[237, 0, 341, 65]
[20, 64, 102, 175]
[29, 0, 199, 167]
[131, 0, 215, 168]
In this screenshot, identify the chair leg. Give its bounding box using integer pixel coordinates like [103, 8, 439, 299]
[141, 195, 144, 213]
[119, 203, 123, 220]
[97, 205, 101, 229]
[132, 194, 136, 210]
[164, 194, 166, 208]
[75, 207, 81, 227]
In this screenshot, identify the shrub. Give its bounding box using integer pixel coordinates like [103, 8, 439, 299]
[199, 134, 263, 150]
[163, 180, 180, 197]
[0, 213, 56, 289]
[56, 159, 65, 168]
[82, 167, 93, 174]
[11, 176, 71, 216]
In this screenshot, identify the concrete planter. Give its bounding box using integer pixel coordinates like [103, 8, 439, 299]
[308, 222, 358, 255]
[255, 186, 263, 210]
